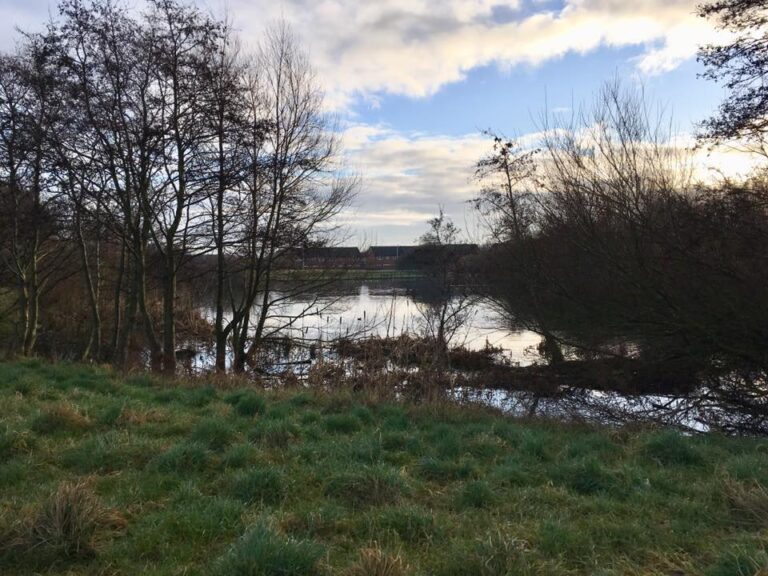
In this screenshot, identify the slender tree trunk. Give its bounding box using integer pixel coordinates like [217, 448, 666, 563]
[110, 235, 127, 362]
[22, 248, 39, 356]
[162, 246, 176, 374]
[17, 282, 29, 355]
[214, 127, 227, 372]
[75, 212, 101, 361]
[135, 239, 161, 371]
[115, 255, 137, 368]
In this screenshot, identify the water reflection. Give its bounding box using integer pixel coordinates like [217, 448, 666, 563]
[193, 277, 544, 369]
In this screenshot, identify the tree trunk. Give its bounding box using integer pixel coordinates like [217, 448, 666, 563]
[214, 136, 226, 372]
[75, 213, 101, 361]
[162, 247, 176, 375]
[22, 255, 39, 356]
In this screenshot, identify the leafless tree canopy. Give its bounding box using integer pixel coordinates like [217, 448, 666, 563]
[473, 78, 768, 432]
[0, 0, 354, 372]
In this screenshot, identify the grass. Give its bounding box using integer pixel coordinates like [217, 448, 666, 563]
[213, 522, 325, 576]
[1, 360, 768, 575]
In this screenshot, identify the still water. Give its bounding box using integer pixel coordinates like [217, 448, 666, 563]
[186, 277, 723, 432]
[190, 277, 543, 369]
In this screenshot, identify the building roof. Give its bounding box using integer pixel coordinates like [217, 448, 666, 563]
[366, 246, 416, 258]
[302, 246, 361, 259]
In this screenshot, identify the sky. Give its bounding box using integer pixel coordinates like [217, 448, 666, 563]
[0, 0, 741, 244]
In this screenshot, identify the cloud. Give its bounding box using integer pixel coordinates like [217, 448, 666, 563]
[339, 123, 491, 242]
[0, 0, 721, 108]
[341, 121, 768, 244]
[218, 0, 722, 107]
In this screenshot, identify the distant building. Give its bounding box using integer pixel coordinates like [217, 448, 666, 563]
[363, 246, 416, 268]
[300, 246, 362, 268]
[398, 243, 479, 269]
[293, 244, 478, 270]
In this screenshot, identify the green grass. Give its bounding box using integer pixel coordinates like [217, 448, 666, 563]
[1, 360, 768, 575]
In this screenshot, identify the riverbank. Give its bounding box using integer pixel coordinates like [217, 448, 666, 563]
[1, 360, 767, 575]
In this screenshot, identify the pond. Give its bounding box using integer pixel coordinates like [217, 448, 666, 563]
[186, 276, 544, 371]
[180, 275, 750, 434]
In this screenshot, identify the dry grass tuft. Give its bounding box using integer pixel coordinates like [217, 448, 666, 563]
[723, 477, 768, 528]
[117, 407, 167, 426]
[31, 403, 91, 434]
[5, 480, 125, 560]
[346, 545, 410, 576]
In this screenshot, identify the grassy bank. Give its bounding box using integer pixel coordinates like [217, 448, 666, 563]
[1, 361, 767, 575]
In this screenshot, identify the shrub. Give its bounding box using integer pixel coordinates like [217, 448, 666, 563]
[31, 403, 91, 435]
[228, 469, 286, 505]
[325, 466, 407, 507]
[213, 523, 324, 576]
[190, 418, 236, 451]
[346, 545, 410, 576]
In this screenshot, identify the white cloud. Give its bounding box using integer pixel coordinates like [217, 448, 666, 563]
[342, 121, 768, 243]
[339, 124, 491, 242]
[0, 0, 720, 107]
[216, 0, 723, 107]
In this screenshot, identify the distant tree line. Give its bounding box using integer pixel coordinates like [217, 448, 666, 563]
[472, 0, 768, 429]
[0, 0, 354, 372]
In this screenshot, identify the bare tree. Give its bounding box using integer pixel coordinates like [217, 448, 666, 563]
[472, 131, 566, 364]
[59, 0, 167, 368]
[221, 23, 354, 373]
[415, 208, 475, 369]
[698, 0, 768, 148]
[0, 31, 69, 356]
[145, 0, 222, 373]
